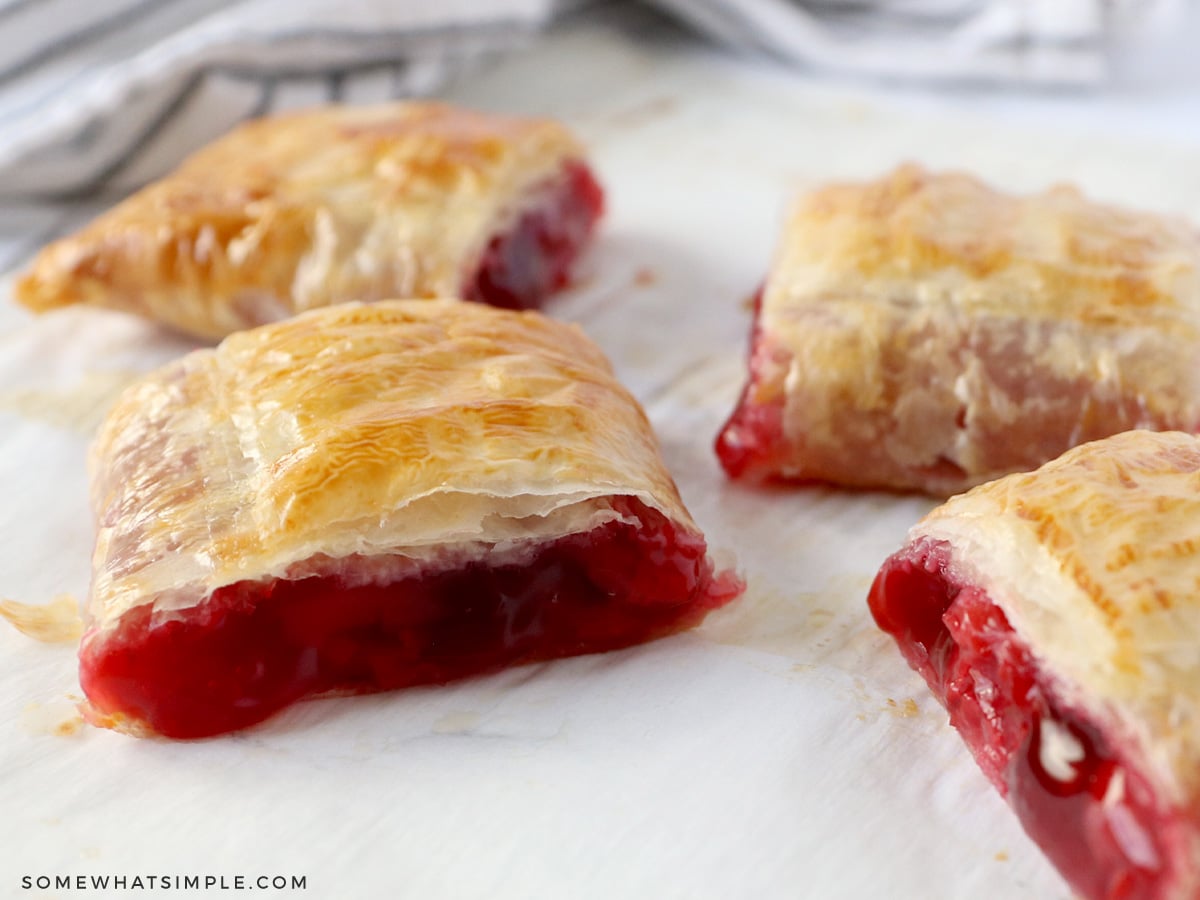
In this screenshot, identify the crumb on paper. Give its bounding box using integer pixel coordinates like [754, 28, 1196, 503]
[633, 267, 657, 287]
[884, 698, 920, 719]
[849, 682, 930, 726]
[740, 293, 757, 312]
[0, 594, 82, 643]
[20, 699, 86, 738]
[78, 702, 153, 738]
[54, 716, 84, 737]
[995, 851, 1009, 862]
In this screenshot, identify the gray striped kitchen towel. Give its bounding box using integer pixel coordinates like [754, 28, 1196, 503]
[0, 0, 1187, 210]
[648, 0, 1189, 86]
[0, 0, 571, 202]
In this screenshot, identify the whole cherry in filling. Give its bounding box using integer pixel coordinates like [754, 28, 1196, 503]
[869, 541, 1193, 900]
[80, 498, 739, 739]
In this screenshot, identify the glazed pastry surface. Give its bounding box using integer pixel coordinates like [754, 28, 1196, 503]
[910, 430, 1200, 801]
[869, 430, 1200, 900]
[17, 103, 593, 339]
[718, 164, 1200, 494]
[88, 299, 695, 633]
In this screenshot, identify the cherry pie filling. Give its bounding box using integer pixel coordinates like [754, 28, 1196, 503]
[80, 498, 739, 739]
[869, 541, 1192, 900]
[464, 160, 604, 310]
[715, 290, 790, 480]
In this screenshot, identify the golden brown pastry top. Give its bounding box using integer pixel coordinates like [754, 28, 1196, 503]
[88, 299, 694, 631]
[16, 103, 586, 339]
[772, 164, 1200, 329]
[754, 165, 1200, 494]
[914, 430, 1200, 800]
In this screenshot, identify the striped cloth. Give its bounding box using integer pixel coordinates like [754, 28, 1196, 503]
[0, 0, 562, 201]
[650, 0, 1188, 85]
[0, 0, 1187, 279]
[0, 0, 565, 278]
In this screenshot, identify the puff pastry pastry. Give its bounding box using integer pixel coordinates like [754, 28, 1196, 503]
[80, 299, 741, 738]
[16, 103, 603, 340]
[869, 430, 1200, 900]
[717, 165, 1200, 495]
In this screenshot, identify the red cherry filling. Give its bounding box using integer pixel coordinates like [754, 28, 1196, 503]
[715, 290, 791, 480]
[869, 541, 1192, 900]
[464, 160, 604, 310]
[79, 498, 740, 740]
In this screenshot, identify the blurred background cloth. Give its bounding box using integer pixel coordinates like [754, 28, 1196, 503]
[0, 0, 1189, 202]
[651, 0, 1187, 84]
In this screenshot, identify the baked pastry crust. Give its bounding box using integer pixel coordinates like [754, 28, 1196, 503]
[16, 103, 594, 339]
[718, 164, 1200, 495]
[871, 429, 1200, 899]
[911, 429, 1200, 805]
[82, 298, 742, 738]
[88, 298, 697, 634]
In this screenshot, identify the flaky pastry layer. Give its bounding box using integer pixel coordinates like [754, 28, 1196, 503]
[88, 299, 696, 631]
[756, 164, 1200, 494]
[912, 430, 1200, 803]
[17, 103, 587, 339]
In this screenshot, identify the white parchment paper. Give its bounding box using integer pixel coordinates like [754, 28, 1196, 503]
[3, 13, 1199, 900]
